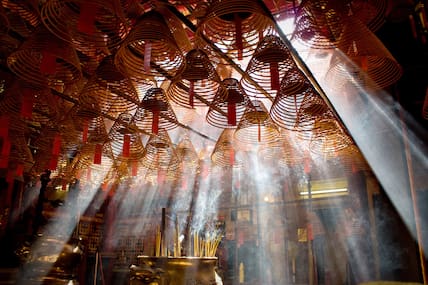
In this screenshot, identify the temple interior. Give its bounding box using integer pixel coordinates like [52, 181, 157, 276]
[0, 0, 427, 284]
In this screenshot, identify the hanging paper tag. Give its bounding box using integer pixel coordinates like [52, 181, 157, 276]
[270, 61, 280, 90]
[40, 51, 57, 75]
[48, 155, 59, 170]
[227, 102, 237, 126]
[157, 169, 166, 185]
[82, 119, 89, 143]
[131, 160, 138, 176]
[122, 134, 131, 157]
[189, 81, 194, 108]
[229, 148, 235, 166]
[152, 109, 160, 134]
[234, 13, 243, 60]
[360, 56, 368, 72]
[52, 134, 61, 156]
[0, 116, 9, 138]
[144, 41, 152, 72]
[77, 2, 98, 35]
[94, 144, 103, 164]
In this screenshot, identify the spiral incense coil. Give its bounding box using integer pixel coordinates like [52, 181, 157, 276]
[325, 16, 402, 91]
[175, 136, 199, 169]
[7, 26, 82, 89]
[206, 78, 250, 129]
[40, 0, 130, 56]
[211, 128, 244, 168]
[108, 112, 145, 160]
[196, 0, 274, 60]
[141, 128, 180, 171]
[167, 48, 221, 108]
[346, 0, 387, 32]
[270, 83, 324, 131]
[308, 116, 354, 157]
[240, 35, 295, 99]
[293, 0, 344, 49]
[78, 55, 142, 119]
[338, 144, 371, 173]
[294, 91, 331, 134]
[115, 10, 184, 82]
[234, 100, 280, 145]
[1, 0, 40, 29]
[133, 87, 178, 135]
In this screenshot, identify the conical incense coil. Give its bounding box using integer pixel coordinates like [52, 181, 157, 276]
[167, 48, 221, 108]
[345, 0, 387, 32]
[338, 144, 371, 174]
[309, 116, 354, 157]
[270, 83, 325, 131]
[196, 0, 274, 60]
[141, 129, 180, 171]
[1, 0, 40, 29]
[240, 35, 295, 99]
[175, 135, 199, 169]
[133, 87, 178, 135]
[115, 10, 184, 82]
[7, 26, 82, 89]
[78, 56, 142, 119]
[108, 112, 145, 160]
[211, 128, 245, 168]
[206, 78, 250, 129]
[40, 0, 130, 56]
[234, 100, 280, 145]
[294, 91, 331, 134]
[293, 0, 344, 49]
[325, 16, 402, 90]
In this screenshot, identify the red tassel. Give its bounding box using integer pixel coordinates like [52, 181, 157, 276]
[48, 155, 58, 170]
[86, 167, 92, 181]
[77, 2, 98, 35]
[157, 169, 165, 185]
[234, 13, 243, 60]
[144, 41, 152, 72]
[0, 116, 9, 138]
[131, 161, 138, 176]
[1, 138, 11, 157]
[270, 61, 280, 90]
[304, 156, 311, 174]
[189, 81, 194, 107]
[52, 134, 61, 155]
[122, 134, 130, 157]
[21, 89, 35, 119]
[360, 56, 368, 72]
[94, 144, 102, 164]
[16, 164, 24, 177]
[227, 102, 237, 126]
[152, 110, 160, 134]
[229, 149, 235, 166]
[62, 183, 67, 191]
[40, 51, 57, 75]
[307, 223, 314, 241]
[82, 119, 89, 143]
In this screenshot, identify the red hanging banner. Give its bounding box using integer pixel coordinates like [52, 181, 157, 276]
[270, 61, 280, 90]
[227, 102, 237, 126]
[94, 143, 103, 164]
[0, 116, 9, 138]
[122, 134, 131, 157]
[144, 41, 152, 72]
[152, 110, 160, 134]
[189, 81, 194, 108]
[82, 119, 89, 143]
[77, 2, 98, 35]
[234, 13, 243, 60]
[40, 51, 57, 75]
[52, 134, 61, 155]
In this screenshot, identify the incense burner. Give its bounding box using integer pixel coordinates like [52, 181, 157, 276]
[130, 256, 218, 285]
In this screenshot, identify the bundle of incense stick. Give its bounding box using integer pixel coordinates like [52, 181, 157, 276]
[192, 231, 222, 257]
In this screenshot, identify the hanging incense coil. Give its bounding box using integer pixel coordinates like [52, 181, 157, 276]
[196, 0, 274, 60]
[133, 87, 178, 135]
[270, 81, 325, 131]
[115, 10, 184, 82]
[78, 55, 144, 119]
[167, 48, 221, 108]
[40, 0, 130, 56]
[294, 91, 331, 135]
[240, 35, 295, 99]
[293, 0, 344, 49]
[211, 128, 245, 168]
[325, 16, 402, 91]
[175, 135, 199, 169]
[107, 112, 145, 160]
[308, 116, 354, 157]
[234, 100, 280, 145]
[1, 0, 40, 30]
[141, 128, 180, 171]
[338, 144, 371, 173]
[206, 78, 250, 129]
[346, 0, 387, 32]
[7, 26, 82, 89]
